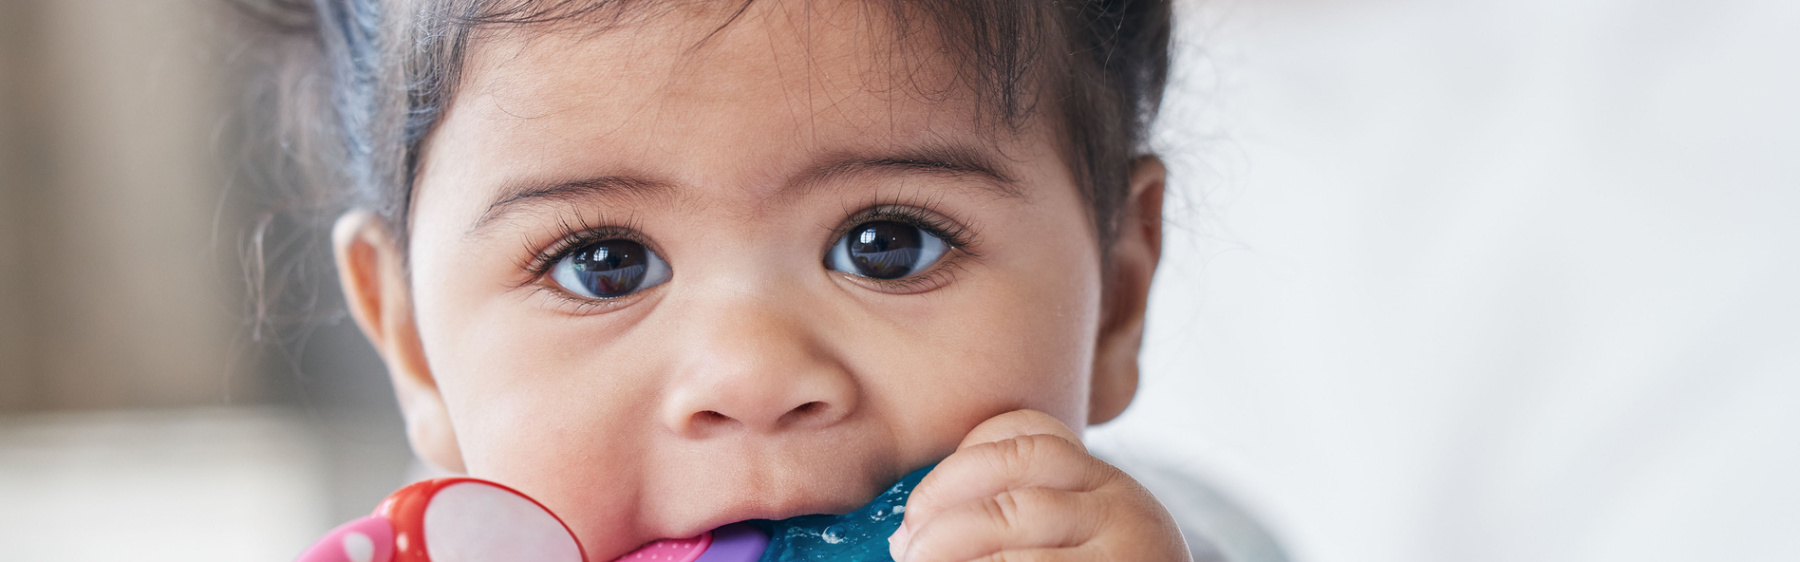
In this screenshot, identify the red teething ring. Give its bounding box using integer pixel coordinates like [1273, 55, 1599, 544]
[376, 478, 587, 562]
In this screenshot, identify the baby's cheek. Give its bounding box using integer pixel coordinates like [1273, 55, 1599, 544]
[466, 432, 647, 558]
[999, 235, 1108, 425]
[886, 268, 1101, 436]
[445, 377, 649, 555]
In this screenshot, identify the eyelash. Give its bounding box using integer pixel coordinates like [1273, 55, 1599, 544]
[835, 203, 977, 250]
[824, 202, 980, 290]
[519, 202, 980, 303]
[517, 214, 652, 284]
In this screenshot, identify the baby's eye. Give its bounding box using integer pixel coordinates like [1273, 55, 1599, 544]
[827, 221, 949, 280]
[549, 239, 671, 299]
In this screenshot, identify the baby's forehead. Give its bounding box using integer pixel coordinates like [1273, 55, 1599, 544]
[460, 6, 977, 143]
[424, 2, 1056, 212]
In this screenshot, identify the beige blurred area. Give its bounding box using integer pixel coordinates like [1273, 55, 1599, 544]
[0, 0, 243, 413]
[0, 0, 410, 559]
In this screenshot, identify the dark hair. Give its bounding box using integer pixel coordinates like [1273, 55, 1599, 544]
[236, 0, 1169, 262]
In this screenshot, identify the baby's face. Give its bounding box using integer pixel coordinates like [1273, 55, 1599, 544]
[365, 2, 1142, 559]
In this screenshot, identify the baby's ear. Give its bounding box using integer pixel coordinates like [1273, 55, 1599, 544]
[1089, 157, 1166, 425]
[334, 210, 467, 474]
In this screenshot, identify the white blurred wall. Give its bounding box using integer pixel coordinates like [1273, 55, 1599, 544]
[1094, 1, 1800, 561]
[0, 408, 331, 559]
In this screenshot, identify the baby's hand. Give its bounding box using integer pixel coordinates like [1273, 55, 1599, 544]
[889, 410, 1192, 562]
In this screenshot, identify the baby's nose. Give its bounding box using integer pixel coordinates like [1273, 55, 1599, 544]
[658, 295, 858, 437]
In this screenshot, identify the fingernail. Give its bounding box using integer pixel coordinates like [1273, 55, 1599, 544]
[887, 523, 911, 561]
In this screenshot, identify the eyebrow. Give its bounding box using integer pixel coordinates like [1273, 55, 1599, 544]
[469, 144, 1022, 236]
[470, 175, 675, 234]
[795, 144, 1022, 199]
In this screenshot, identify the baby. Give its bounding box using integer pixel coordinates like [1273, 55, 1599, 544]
[261, 0, 1187, 559]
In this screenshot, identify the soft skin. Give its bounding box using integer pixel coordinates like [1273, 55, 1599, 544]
[332, 1, 1180, 560]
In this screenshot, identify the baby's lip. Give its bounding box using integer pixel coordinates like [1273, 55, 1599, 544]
[627, 455, 906, 542]
[678, 504, 840, 538]
[649, 489, 870, 542]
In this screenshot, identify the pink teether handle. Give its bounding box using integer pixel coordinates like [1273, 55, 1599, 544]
[298, 478, 770, 562]
[298, 515, 395, 562]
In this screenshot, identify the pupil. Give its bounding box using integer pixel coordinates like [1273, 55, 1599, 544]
[572, 240, 648, 297]
[847, 222, 923, 280]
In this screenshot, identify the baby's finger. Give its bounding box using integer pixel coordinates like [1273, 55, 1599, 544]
[895, 411, 1117, 558]
[896, 487, 1098, 562]
[956, 410, 1086, 453]
[907, 432, 1106, 526]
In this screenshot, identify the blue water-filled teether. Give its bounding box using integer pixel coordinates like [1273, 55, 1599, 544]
[748, 464, 931, 562]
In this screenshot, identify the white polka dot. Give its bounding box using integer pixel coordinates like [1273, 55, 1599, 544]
[342, 532, 375, 562]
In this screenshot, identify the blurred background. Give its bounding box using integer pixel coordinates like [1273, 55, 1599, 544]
[0, 0, 412, 557]
[1, 0, 1796, 560]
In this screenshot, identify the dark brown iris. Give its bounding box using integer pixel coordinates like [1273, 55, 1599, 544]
[570, 239, 649, 297]
[847, 222, 924, 279]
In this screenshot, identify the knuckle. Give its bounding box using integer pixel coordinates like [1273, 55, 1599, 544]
[981, 487, 1058, 533]
[989, 435, 1036, 473]
[1027, 433, 1082, 455]
[983, 434, 1080, 476]
[981, 489, 1026, 532]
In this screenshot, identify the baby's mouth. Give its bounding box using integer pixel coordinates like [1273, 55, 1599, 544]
[626, 465, 931, 562]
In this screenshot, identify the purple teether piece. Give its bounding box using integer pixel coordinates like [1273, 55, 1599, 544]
[693, 523, 771, 562]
